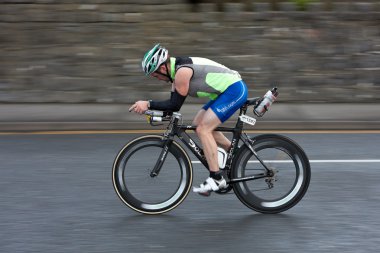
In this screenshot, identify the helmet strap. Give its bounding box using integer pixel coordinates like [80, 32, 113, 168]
[155, 63, 173, 83]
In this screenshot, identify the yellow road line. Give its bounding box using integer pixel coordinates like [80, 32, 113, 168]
[0, 129, 379, 135]
[0, 130, 163, 135]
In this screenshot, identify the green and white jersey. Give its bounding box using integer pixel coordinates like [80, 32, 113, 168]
[170, 57, 242, 100]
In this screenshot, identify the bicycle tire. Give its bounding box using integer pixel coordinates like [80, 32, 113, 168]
[112, 135, 193, 215]
[232, 134, 311, 214]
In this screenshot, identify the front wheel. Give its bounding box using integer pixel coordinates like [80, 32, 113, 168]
[232, 134, 311, 214]
[112, 135, 193, 215]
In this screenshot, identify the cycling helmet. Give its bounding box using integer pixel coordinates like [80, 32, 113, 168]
[142, 44, 168, 75]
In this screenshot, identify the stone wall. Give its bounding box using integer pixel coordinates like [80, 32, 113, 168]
[0, 1, 379, 103]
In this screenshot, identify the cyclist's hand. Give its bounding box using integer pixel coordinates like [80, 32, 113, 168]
[129, 100, 149, 114]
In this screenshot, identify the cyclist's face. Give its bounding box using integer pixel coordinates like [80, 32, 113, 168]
[151, 65, 170, 82]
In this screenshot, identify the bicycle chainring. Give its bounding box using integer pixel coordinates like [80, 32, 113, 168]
[215, 184, 233, 194]
[215, 169, 233, 194]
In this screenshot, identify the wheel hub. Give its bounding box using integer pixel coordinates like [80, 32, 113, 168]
[265, 168, 278, 189]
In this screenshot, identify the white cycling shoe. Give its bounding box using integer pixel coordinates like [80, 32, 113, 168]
[193, 176, 227, 197]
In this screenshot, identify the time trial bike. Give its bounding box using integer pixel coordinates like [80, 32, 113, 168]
[112, 94, 311, 215]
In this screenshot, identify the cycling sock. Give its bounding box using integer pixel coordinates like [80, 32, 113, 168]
[210, 171, 222, 180]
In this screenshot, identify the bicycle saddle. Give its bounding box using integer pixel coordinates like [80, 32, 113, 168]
[244, 97, 261, 106]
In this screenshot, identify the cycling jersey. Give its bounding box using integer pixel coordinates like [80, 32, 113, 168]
[168, 56, 248, 122]
[170, 57, 242, 100]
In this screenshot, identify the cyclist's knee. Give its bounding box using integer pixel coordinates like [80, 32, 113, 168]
[195, 125, 203, 136]
[196, 123, 213, 137]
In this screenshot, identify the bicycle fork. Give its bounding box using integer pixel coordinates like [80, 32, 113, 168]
[150, 139, 172, 177]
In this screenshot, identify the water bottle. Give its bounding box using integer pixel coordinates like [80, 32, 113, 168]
[254, 87, 278, 117]
[217, 147, 227, 169]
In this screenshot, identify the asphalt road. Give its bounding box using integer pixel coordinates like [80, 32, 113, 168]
[1, 132, 380, 253]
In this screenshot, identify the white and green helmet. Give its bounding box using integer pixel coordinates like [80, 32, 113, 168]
[141, 44, 168, 75]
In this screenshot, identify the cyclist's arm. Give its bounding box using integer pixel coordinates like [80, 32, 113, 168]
[149, 90, 186, 112]
[149, 67, 192, 112]
[174, 67, 192, 96]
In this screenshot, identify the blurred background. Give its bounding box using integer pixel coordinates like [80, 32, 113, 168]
[0, 0, 379, 130]
[1, 3, 380, 252]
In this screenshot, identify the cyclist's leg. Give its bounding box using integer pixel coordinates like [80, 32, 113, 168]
[196, 109, 222, 173]
[202, 80, 248, 153]
[193, 109, 228, 195]
[213, 131, 231, 151]
[193, 108, 231, 151]
[193, 80, 248, 195]
[192, 109, 205, 126]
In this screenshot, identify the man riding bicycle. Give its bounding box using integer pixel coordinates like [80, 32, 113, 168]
[129, 44, 248, 196]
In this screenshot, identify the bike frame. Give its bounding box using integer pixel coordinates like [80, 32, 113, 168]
[150, 103, 274, 184]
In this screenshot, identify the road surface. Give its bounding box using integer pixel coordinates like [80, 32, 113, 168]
[1, 132, 379, 252]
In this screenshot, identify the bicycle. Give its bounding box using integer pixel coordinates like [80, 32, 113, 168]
[112, 91, 311, 215]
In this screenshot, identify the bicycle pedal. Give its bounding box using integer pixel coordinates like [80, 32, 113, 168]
[197, 191, 212, 197]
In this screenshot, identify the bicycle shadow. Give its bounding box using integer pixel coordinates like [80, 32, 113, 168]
[118, 211, 302, 229]
[112, 211, 307, 250]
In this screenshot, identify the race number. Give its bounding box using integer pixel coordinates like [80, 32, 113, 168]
[239, 115, 257, 126]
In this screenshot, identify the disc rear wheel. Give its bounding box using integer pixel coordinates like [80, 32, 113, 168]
[232, 134, 311, 213]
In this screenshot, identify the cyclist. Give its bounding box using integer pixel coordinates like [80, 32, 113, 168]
[129, 44, 248, 196]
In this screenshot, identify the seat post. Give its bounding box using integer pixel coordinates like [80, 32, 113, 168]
[239, 104, 248, 116]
